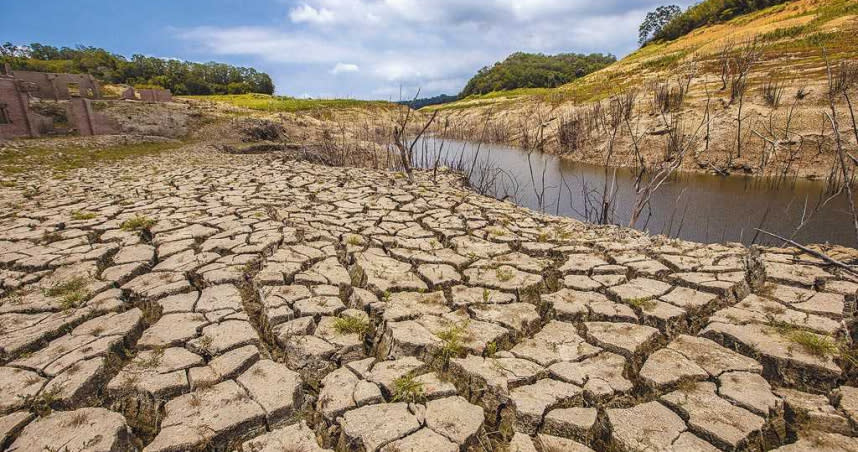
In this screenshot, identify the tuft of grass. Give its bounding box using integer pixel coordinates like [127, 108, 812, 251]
[135, 348, 164, 369]
[44, 276, 91, 310]
[65, 411, 89, 428]
[391, 373, 425, 403]
[784, 328, 839, 359]
[485, 341, 498, 357]
[332, 315, 371, 337]
[71, 210, 97, 221]
[435, 321, 469, 364]
[775, 324, 857, 366]
[20, 384, 63, 416]
[41, 231, 62, 244]
[197, 335, 214, 355]
[121, 215, 157, 232]
[495, 267, 514, 282]
[626, 297, 658, 312]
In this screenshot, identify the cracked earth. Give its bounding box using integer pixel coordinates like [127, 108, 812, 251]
[0, 145, 857, 452]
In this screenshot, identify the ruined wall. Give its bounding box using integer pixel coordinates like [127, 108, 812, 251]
[0, 78, 35, 139]
[120, 87, 136, 100]
[69, 99, 119, 136]
[10, 71, 100, 100]
[138, 89, 172, 103]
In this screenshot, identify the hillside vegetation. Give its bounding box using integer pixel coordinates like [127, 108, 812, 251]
[652, 0, 794, 42]
[0, 43, 274, 95]
[183, 93, 394, 113]
[424, 0, 858, 179]
[460, 52, 616, 97]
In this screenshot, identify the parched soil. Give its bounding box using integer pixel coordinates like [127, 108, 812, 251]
[0, 143, 857, 451]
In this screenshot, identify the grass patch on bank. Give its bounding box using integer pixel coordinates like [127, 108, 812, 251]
[0, 141, 180, 175]
[183, 93, 394, 113]
[121, 215, 157, 232]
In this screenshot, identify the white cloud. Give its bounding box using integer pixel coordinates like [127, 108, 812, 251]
[330, 62, 359, 74]
[289, 4, 335, 24]
[179, 0, 698, 98]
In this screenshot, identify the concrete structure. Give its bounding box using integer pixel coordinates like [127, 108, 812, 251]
[138, 88, 172, 103]
[120, 86, 136, 100]
[0, 65, 118, 139]
[69, 98, 119, 136]
[8, 69, 100, 101]
[0, 73, 54, 139]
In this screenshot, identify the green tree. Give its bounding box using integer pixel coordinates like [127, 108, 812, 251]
[639, 5, 682, 46]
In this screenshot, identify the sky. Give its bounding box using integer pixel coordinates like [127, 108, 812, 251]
[1, 0, 696, 99]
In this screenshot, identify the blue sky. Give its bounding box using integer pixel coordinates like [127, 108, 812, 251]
[1, 0, 695, 99]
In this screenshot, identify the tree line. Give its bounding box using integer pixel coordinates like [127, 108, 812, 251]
[0, 43, 274, 95]
[397, 94, 459, 109]
[460, 52, 617, 97]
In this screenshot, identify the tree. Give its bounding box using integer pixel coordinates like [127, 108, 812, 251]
[639, 5, 682, 46]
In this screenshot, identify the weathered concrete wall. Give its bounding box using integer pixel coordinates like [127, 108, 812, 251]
[69, 98, 119, 136]
[0, 78, 36, 139]
[138, 89, 172, 103]
[120, 86, 136, 100]
[10, 70, 100, 101]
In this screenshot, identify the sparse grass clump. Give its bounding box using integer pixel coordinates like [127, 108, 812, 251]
[391, 373, 425, 403]
[332, 315, 371, 337]
[65, 411, 90, 427]
[71, 210, 97, 221]
[135, 348, 164, 369]
[435, 321, 469, 364]
[775, 324, 857, 366]
[784, 328, 839, 359]
[121, 215, 157, 232]
[626, 297, 657, 312]
[495, 267, 514, 282]
[44, 276, 91, 309]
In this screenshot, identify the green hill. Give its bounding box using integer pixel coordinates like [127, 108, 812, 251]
[460, 52, 616, 97]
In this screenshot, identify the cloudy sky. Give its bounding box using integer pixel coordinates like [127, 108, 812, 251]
[2, 0, 695, 99]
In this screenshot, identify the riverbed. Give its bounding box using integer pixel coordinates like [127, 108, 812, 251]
[413, 137, 856, 247]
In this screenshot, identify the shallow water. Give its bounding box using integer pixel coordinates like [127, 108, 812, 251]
[413, 138, 856, 247]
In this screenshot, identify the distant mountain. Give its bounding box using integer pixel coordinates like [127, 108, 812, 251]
[460, 52, 616, 97]
[398, 94, 459, 109]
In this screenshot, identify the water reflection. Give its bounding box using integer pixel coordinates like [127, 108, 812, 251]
[414, 137, 855, 247]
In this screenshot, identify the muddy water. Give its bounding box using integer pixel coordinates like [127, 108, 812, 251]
[414, 138, 856, 247]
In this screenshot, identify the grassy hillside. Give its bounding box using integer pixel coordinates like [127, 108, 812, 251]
[432, 0, 857, 111]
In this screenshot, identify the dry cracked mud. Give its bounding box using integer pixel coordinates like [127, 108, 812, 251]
[0, 145, 857, 451]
